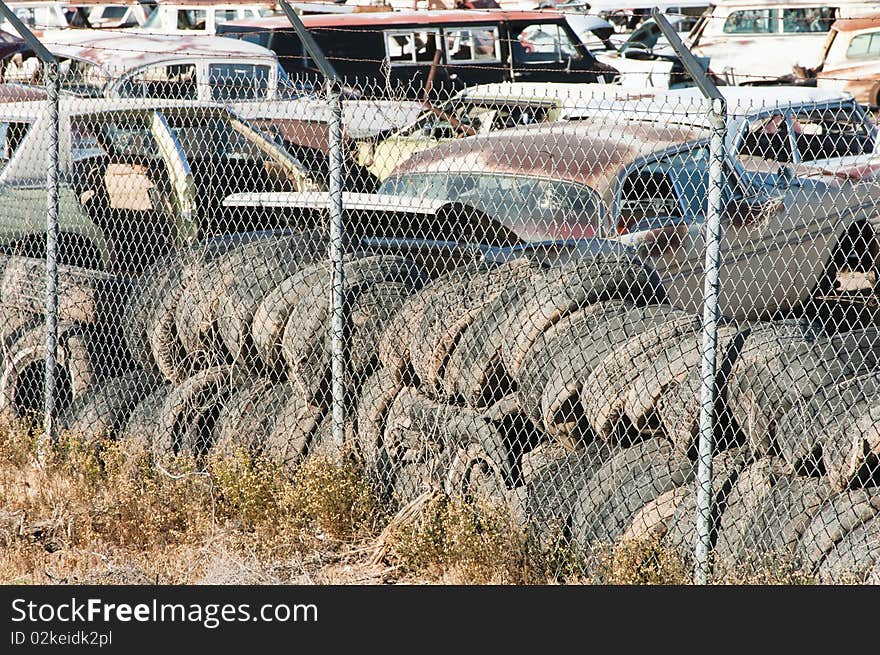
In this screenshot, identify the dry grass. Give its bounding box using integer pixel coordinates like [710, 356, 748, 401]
[0, 419, 819, 585]
[0, 420, 387, 584]
[596, 536, 691, 585]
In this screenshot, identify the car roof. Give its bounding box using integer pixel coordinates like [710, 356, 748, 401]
[222, 191, 459, 214]
[221, 9, 570, 29]
[389, 120, 707, 194]
[832, 14, 880, 31]
[560, 85, 864, 159]
[613, 85, 854, 112]
[454, 82, 650, 103]
[709, 0, 869, 7]
[563, 86, 856, 124]
[0, 97, 234, 120]
[40, 31, 278, 73]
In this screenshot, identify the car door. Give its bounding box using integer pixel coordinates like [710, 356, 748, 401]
[150, 110, 198, 247]
[613, 144, 809, 319]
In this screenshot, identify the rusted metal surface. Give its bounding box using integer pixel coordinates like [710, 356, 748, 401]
[40, 31, 278, 72]
[825, 13, 880, 32]
[814, 14, 880, 106]
[0, 82, 46, 100]
[392, 120, 708, 196]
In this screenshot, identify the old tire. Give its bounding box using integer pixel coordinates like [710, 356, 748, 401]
[539, 305, 684, 438]
[581, 312, 700, 441]
[500, 252, 666, 380]
[58, 369, 164, 441]
[151, 365, 237, 462]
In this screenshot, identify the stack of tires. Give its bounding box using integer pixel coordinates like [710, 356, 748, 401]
[0, 255, 133, 426]
[4, 232, 880, 582]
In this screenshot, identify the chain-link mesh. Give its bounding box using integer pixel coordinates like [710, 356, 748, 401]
[2, 10, 880, 583]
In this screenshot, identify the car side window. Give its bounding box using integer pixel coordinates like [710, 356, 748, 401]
[209, 63, 271, 101]
[512, 23, 583, 64]
[177, 9, 206, 31]
[215, 9, 239, 24]
[117, 63, 198, 100]
[444, 27, 500, 63]
[385, 30, 441, 66]
[723, 9, 779, 34]
[782, 7, 836, 33]
[846, 31, 880, 59]
[617, 147, 745, 231]
[789, 107, 875, 161]
[739, 114, 794, 163]
[618, 169, 681, 232]
[0, 121, 31, 166]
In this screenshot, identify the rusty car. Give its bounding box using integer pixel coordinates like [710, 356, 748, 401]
[371, 119, 880, 320]
[685, 0, 876, 85]
[808, 14, 880, 108]
[2, 31, 424, 190]
[566, 86, 879, 183]
[356, 81, 646, 180]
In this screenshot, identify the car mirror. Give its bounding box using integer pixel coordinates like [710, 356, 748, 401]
[777, 164, 794, 189]
[722, 196, 784, 229]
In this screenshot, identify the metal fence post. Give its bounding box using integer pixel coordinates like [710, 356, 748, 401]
[280, 0, 347, 453]
[694, 96, 727, 584]
[326, 82, 346, 453]
[0, 3, 60, 449]
[652, 8, 727, 584]
[44, 60, 60, 447]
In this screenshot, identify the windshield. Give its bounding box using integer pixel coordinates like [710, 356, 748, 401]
[379, 172, 602, 241]
[738, 105, 875, 165]
[404, 100, 552, 139]
[70, 109, 313, 189]
[1, 6, 68, 29]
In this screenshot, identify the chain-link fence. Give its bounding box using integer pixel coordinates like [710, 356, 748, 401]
[1, 4, 880, 584]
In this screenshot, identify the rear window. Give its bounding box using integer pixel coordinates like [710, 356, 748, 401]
[847, 31, 880, 58]
[379, 172, 601, 241]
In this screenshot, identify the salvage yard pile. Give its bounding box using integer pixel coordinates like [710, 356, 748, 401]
[2, 232, 880, 583]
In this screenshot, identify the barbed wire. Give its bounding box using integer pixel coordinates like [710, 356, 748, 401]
[6, 40, 875, 87]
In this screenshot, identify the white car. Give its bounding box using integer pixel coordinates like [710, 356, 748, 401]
[566, 86, 880, 184]
[685, 0, 877, 84]
[568, 15, 712, 89]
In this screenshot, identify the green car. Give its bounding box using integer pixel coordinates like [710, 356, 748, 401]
[0, 97, 319, 273]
